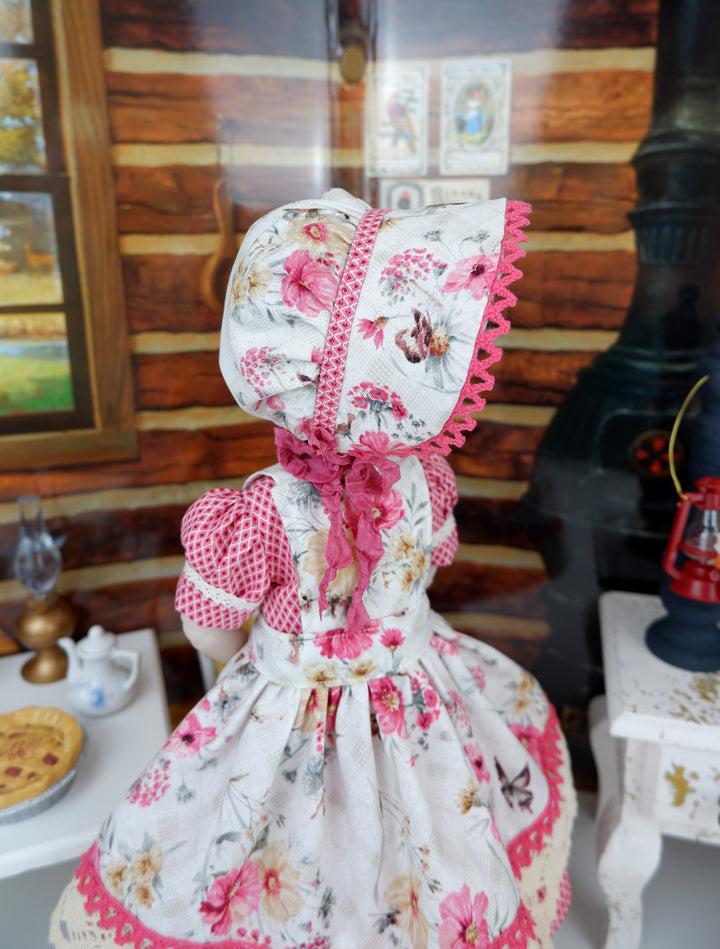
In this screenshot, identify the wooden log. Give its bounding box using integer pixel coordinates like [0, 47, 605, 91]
[453, 496, 536, 548]
[452, 422, 545, 481]
[132, 352, 233, 409]
[514, 250, 636, 330]
[101, 0, 658, 56]
[492, 350, 600, 406]
[0, 424, 277, 502]
[0, 505, 185, 578]
[123, 255, 222, 333]
[106, 70, 652, 147]
[114, 162, 636, 235]
[429, 562, 547, 615]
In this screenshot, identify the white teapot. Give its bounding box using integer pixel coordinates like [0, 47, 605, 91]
[59, 625, 140, 717]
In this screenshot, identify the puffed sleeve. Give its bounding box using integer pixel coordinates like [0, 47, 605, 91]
[421, 454, 459, 567]
[175, 481, 274, 630]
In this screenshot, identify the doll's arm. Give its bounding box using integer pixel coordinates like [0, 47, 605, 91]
[180, 614, 249, 664]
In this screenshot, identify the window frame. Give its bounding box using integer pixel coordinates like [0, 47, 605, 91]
[0, 0, 136, 470]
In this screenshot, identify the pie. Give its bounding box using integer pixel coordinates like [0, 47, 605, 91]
[0, 706, 84, 809]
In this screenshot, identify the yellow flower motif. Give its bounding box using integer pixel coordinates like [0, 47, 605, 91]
[390, 533, 416, 560]
[456, 778, 484, 815]
[105, 857, 129, 897]
[350, 657, 377, 680]
[286, 215, 354, 259]
[399, 567, 415, 592]
[303, 661, 337, 685]
[302, 529, 359, 598]
[383, 874, 428, 949]
[293, 687, 327, 733]
[411, 550, 429, 578]
[231, 259, 272, 307]
[130, 844, 162, 884]
[256, 840, 304, 922]
[134, 882, 154, 909]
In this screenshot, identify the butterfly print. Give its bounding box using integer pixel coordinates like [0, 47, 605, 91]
[395, 309, 432, 363]
[495, 758, 533, 812]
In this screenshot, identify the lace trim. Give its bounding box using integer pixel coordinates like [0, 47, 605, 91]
[507, 704, 567, 875]
[182, 562, 260, 613]
[408, 199, 531, 457]
[431, 513, 456, 548]
[312, 206, 388, 435]
[550, 868, 572, 936]
[73, 844, 537, 949]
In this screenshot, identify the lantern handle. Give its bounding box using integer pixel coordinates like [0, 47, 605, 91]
[668, 374, 709, 498]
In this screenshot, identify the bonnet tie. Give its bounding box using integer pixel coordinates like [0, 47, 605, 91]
[275, 426, 401, 634]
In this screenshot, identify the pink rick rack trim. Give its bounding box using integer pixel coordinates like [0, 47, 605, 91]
[506, 703, 567, 876]
[74, 842, 538, 949]
[410, 199, 532, 457]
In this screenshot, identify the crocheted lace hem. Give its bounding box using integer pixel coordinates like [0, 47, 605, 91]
[408, 199, 531, 457]
[70, 845, 539, 949]
[507, 704, 567, 874]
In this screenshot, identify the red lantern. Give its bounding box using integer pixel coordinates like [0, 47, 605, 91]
[663, 475, 720, 603]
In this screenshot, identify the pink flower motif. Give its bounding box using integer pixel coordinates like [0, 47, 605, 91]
[464, 741, 490, 784]
[438, 885, 490, 949]
[441, 254, 499, 301]
[199, 863, 262, 935]
[265, 394, 286, 411]
[423, 687, 439, 708]
[430, 634, 459, 656]
[369, 676, 408, 738]
[164, 712, 217, 758]
[281, 249, 338, 318]
[358, 316, 387, 349]
[314, 625, 374, 660]
[469, 665, 486, 690]
[509, 722, 544, 766]
[380, 627, 405, 651]
[416, 711, 436, 731]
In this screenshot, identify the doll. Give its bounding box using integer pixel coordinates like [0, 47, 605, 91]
[51, 189, 576, 949]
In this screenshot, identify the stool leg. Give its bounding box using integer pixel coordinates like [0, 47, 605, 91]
[589, 696, 662, 949]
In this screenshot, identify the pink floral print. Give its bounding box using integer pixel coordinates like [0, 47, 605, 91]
[441, 254, 499, 300]
[370, 676, 408, 738]
[199, 863, 262, 935]
[348, 381, 408, 423]
[314, 625, 375, 660]
[464, 742, 491, 784]
[164, 712, 216, 758]
[256, 841, 303, 922]
[358, 316, 388, 349]
[379, 248, 447, 303]
[281, 249, 339, 318]
[438, 885, 490, 949]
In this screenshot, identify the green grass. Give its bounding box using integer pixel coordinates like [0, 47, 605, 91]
[0, 353, 74, 416]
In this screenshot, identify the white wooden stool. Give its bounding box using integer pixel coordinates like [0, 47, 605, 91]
[589, 590, 720, 949]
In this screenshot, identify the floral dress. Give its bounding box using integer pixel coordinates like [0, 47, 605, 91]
[50, 454, 575, 949]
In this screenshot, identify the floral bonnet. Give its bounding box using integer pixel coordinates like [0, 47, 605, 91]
[219, 188, 530, 458]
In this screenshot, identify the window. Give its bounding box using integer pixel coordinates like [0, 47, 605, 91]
[0, 0, 136, 469]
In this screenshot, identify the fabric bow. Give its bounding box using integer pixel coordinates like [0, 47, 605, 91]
[274, 425, 401, 634]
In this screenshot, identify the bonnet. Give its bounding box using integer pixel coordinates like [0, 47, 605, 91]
[220, 189, 530, 629]
[220, 188, 529, 456]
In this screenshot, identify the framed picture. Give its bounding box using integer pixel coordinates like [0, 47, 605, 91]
[440, 58, 512, 176]
[365, 62, 429, 178]
[379, 177, 491, 209]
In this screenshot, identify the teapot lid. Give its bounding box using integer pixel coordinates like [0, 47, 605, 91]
[77, 624, 116, 657]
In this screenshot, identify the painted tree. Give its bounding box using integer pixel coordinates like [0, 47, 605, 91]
[0, 60, 45, 172]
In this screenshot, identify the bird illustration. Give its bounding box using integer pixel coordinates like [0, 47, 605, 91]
[386, 91, 417, 153]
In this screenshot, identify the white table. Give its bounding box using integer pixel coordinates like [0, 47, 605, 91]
[0, 628, 171, 880]
[589, 591, 720, 949]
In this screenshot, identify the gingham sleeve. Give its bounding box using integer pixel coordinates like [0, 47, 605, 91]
[421, 454, 459, 567]
[175, 479, 280, 630]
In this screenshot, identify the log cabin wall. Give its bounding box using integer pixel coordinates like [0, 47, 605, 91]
[0, 1, 659, 742]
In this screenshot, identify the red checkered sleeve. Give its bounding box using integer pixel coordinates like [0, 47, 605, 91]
[421, 454, 459, 567]
[175, 478, 294, 630]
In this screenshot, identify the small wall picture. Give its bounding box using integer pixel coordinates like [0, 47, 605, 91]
[379, 177, 490, 210]
[365, 63, 429, 178]
[440, 59, 512, 176]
